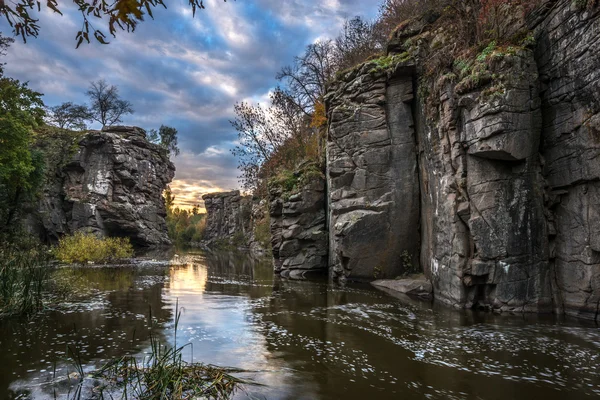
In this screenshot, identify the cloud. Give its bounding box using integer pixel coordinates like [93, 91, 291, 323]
[2, 0, 378, 208]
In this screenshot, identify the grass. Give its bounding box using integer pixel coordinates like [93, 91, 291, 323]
[0, 245, 53, 317]
[65, 301, 256, 399]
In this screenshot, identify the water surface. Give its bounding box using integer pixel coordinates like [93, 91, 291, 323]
[1, 250, 599, 399]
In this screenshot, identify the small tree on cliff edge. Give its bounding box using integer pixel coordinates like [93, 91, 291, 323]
[147, 125, 180, 157]
[86, 79, 133, 129]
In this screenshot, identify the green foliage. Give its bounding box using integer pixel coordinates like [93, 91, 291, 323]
[0, 245, 52, 317]
[0, 76, 46, 233]
[147, 124, 180, 156]
[54, 232, 134, 264]
[167, 208, 207, 245]
[253, 215, 272, 251]
[368, 53, 411, 74]
[476, 40, 497, 62]
[269, 162, 324, 200]
[32, 126, 85, 182]
[269, 169, 298, 194]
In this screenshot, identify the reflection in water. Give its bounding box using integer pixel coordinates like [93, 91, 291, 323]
[0, 251, 599, 399]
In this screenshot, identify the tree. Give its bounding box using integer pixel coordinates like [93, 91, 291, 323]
[147, 125, 180, 156]
[86, 79, 133, 128]
[46, 102, 90, 131]
[230, 100, 286, 192]
[334, 16, 382, 71]
[0, 33, 14, 75]
[0, 76, 46, 232]
[164, 185, 175, 215]
[1, 0, 227, 47]
[230, 89, 319, 194]
[276, 40, 336, 116]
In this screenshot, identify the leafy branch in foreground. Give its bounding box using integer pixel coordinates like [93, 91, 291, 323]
[0, 0, 228, 47]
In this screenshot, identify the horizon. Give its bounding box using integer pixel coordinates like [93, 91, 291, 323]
[3, 0, 378, 212]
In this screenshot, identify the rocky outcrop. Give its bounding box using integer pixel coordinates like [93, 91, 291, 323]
[30, 126, 175, 246]
[269, 165, 328, 279]
[202, 190, 252, 245]
[326, 69, 420, 282]
[324, 1, 600, 320]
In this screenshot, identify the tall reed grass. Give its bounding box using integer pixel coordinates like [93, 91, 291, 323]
[66, 301, 254, 399]
[0, 245, 52, 317]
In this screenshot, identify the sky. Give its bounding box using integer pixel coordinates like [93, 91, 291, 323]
[3, 0, 379, 211]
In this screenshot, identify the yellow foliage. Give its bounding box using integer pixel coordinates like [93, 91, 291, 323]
[54, 232, 134, 264]
[310, 100, 327, 129]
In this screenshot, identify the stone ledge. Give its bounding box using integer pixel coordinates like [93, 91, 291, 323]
[371, 275, 433, 299]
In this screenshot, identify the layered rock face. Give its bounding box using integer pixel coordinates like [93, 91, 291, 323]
[202, 190, 252, 244]
[32, 126, 175, 246]
[418, 49, 551, 312]
[326, 71, 420, 282]
[325, 1, 600, 319]
[533, 3, 600, 319]
[269, 171, 328, 279]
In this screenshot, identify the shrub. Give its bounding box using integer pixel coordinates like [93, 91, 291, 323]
[54, 232, 133, 264]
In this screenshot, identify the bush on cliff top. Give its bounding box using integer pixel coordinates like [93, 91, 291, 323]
[54, 232, 134, 264]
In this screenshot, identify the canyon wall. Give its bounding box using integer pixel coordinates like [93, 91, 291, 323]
[202, 190, 252, 246]
[29, 126, 175, 246]
[326, 69, 421, 282]
[533, 2, 600, 319]
[202, 0, 600, 320]
[323, 0, 600, 319]
[269, 165, 328, 279]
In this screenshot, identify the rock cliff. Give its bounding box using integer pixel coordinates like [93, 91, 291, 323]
[269, 164, 328, 279]
[29, 126, 175, 246]
[202, 190, 252, 245]
[324, 0, 600, 319]
[327, 69, 420, 282]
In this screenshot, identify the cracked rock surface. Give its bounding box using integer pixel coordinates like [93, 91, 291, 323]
[28, 126, 175, 247]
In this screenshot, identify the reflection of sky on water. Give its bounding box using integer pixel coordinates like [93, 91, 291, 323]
[2, 253, 600, 400]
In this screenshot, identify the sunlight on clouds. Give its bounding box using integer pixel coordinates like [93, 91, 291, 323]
[169, 147, 240, 211]
[5, 0, 378, 208]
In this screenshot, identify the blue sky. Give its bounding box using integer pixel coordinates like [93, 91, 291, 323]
[3, 0, 378, 209]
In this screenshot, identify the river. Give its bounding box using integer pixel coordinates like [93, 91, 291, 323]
[1, 250, 599, 399]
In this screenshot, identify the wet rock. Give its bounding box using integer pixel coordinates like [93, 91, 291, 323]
[533, 0, 600, 320]
[418, 48, 552, 313]
[372, 275, 433, 299]
[322, 0, 600, 320]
